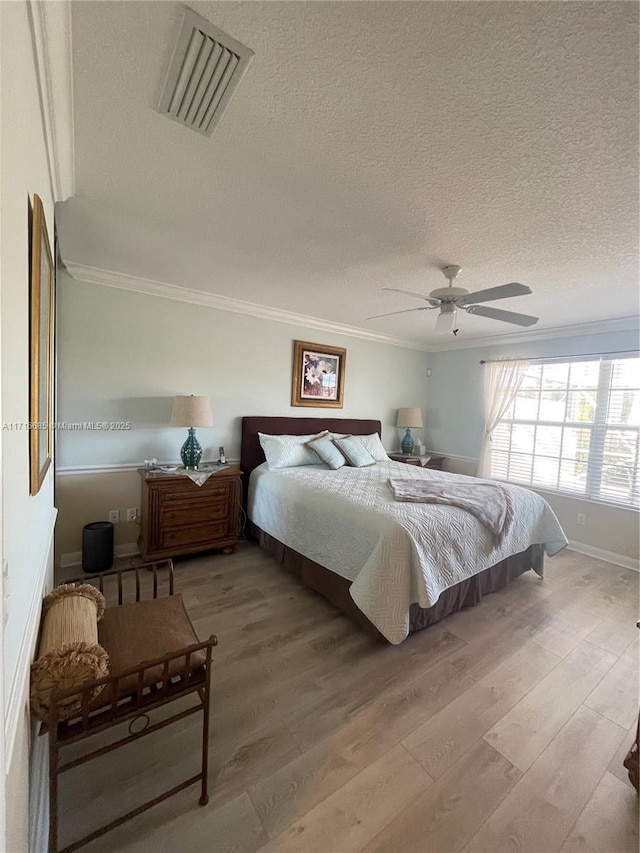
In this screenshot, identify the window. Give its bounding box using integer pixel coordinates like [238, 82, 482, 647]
[491, 356, 640, 509]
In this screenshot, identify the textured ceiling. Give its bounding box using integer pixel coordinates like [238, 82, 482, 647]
[57, 1, 639, 346]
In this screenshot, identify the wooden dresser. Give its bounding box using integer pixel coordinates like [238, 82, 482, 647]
[138, 467, 242, 561]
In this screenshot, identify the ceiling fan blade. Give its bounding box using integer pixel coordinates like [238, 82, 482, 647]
[366, 306, 432, 320]
[465, 305, 538, 326]
[382, 287, 441, 307]
[435, 308, 457, 333]
[458, 282, 531, 305]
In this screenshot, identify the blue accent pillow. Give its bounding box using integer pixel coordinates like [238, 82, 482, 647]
[333, 436, 376, 467]
[306, 435, 347, 469]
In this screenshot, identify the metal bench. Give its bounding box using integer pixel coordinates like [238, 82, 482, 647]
[39, 561, 217, 853]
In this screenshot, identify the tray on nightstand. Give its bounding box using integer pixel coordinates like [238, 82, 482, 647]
[389, 453, 445, 470]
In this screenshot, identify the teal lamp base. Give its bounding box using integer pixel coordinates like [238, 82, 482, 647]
[180, 427, 202, 469]
[401, 428, 415, 455]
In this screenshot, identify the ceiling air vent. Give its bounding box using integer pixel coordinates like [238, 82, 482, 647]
[158, 8, 254, 137]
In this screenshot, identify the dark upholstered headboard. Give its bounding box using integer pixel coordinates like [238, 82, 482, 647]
[240, 416, 382, 483]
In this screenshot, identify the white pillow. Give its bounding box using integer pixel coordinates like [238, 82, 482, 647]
[353, 433, 389, 461]
[258, 431, 328, 470]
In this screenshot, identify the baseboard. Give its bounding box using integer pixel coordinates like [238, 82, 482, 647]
[567, 540, 639, 572]
[60, 541, 639, 572]
[59, 541, 140, 569]
[29, 721, 49, 853]
[4, 507, 57, 771]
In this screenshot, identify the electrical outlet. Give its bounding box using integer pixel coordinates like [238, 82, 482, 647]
[108, 510, 120, 524]
[126, 508, 137, 522]
[577, 513, 586, 525]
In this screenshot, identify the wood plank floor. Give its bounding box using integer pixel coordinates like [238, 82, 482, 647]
[57, 544, 639, 853]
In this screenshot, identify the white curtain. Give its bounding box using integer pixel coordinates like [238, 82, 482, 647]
[478, 358, 530, 479]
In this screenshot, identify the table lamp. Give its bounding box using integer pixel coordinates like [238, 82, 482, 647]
[396, 407, 423, 455]
[170, 395, 213, 469]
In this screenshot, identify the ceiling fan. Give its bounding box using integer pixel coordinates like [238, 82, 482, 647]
[368, 265, 539, 333]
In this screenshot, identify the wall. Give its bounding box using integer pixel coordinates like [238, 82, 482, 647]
[56, 274, 639, 568]
[0, 2, 58, 850]
[425, 327, 640, 565]
[55, 271, 429, 561]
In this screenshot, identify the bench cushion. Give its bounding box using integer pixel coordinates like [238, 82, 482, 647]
[97, 594, 205, 697]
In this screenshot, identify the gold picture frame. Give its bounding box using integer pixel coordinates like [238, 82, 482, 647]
[291, 340, 346, 408]
[29, 194, 54, 495]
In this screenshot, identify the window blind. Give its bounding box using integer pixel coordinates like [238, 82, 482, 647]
[490, 356, 639, 509]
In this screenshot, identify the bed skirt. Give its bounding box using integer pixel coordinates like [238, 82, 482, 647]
[250, 522, 544, 641]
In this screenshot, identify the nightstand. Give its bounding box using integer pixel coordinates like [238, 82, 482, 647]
[389, 453, 446, 470]
[138, 467, 242, 561]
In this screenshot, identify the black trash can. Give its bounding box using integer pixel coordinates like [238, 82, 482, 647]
[82, 521, 114, 573]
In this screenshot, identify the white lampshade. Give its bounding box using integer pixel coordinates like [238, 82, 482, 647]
[170, 395, 213, 427]
[396, 407, 424, 429]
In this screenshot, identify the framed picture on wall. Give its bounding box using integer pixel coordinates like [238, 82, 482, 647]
[291, 340, 346, 408]
[29, 194, 54, 495]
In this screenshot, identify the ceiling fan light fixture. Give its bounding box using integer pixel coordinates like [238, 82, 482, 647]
[435, 306, 456, 333]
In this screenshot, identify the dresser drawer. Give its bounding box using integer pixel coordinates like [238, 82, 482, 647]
[159, 483, 230, 503]
[160, 521, 228, 550]
[161, 501, 229, 528]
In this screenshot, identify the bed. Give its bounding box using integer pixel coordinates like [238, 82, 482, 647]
[241, 416, 568, 643]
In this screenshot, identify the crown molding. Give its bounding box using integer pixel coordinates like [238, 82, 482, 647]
[28, 0, 75, 201]
[62, 261, 430, 351]
[425, 315, 640, 352]
[62, 261, 638, 355]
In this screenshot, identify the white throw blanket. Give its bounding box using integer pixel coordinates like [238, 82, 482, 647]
[388, 478, 513, 542]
